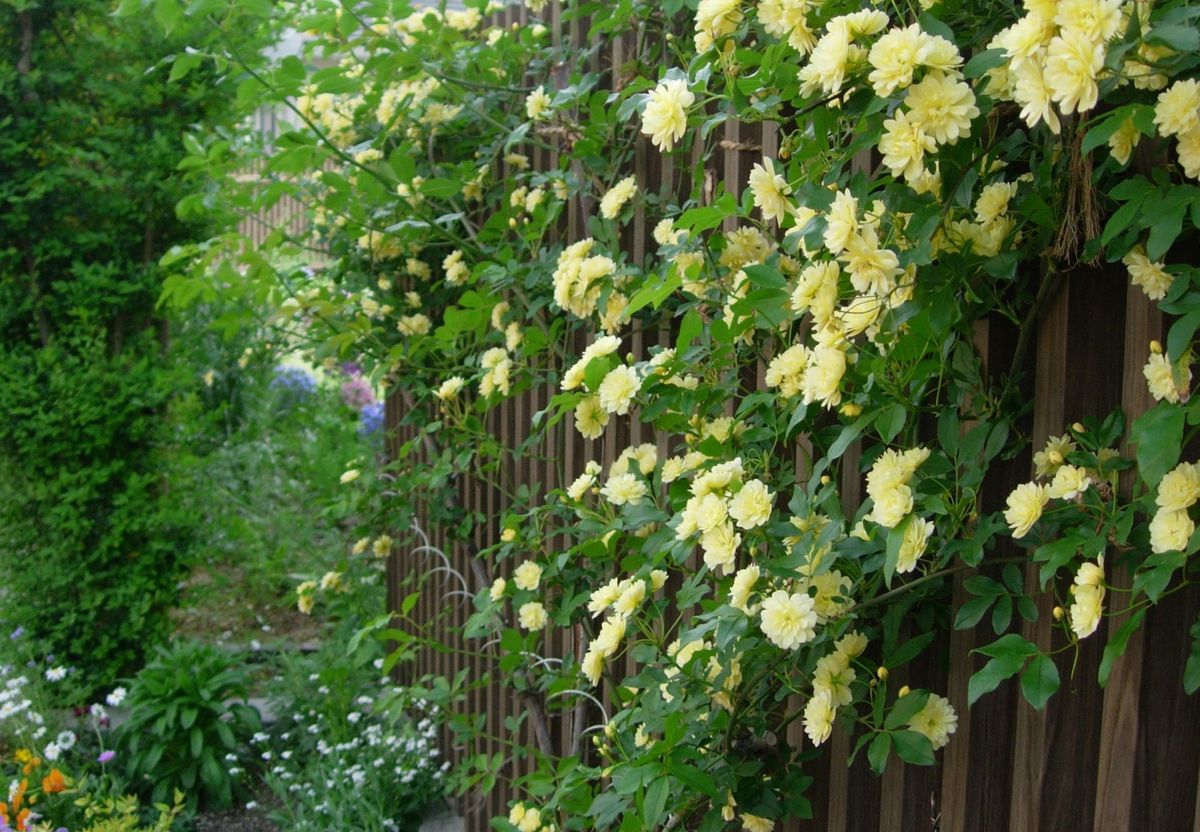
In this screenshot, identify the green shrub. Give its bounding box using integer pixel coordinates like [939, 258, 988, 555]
[116, 641, 261, 810]
[0, 326, 189, 696]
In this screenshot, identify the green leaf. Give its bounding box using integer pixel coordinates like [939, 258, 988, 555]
[975, 633, 1040, 658]
[891, 730, 935, 765]
[885, 630, 936, 669]
[1185, 614, 1200, 694]
[1019, 654, 1060, 710]
[667, 761, 720, 799]
[968, 653, 1025, 704]
[644, 776, 669, 827]
[168, 52, 203, 83]
[1146, 199, 1186, 260]
[1131, 403, 1185, 489]
[883, 515, 913, 588]
[954, 594, 997, 630]
[885, 690, 930, 729]
[189, 725, 203, 758]
[878, 403, 906, 443]
[867, 733, 891, 774]
[677, 309, 702, 352]
[1098, 609, 1146, 688]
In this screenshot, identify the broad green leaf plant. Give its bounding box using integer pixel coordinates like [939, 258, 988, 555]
[148, 0, 1200, 827]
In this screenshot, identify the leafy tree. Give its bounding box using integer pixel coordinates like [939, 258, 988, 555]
[0, 0, 258, 694]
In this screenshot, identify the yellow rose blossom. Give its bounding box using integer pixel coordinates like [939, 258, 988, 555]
[803, 692, 836, 745]
[802, 343, 847, 409]
[908, 692, 957, 749]
[599, 175, 638, 220]
[759, 589, 818, 649]
[1155, 80, 1200, 138]
[1179, 127, 1200, 180]
[1013, 61, 1062, 134]
[525, 85, 551, 119]
[1047, 464, 1092, 500]
[1157, 462, 1200, 512]
[758, 0, 816, 53]
[700, 521, 741, 574]
[1108, 117, 1142, 166]
[574, 395, 609, 439]
[513, 561, 542, 591]
[489, 577, 507, 601]
[1004, 481, 1049, 538]
[742, 813, 775, 832]
[730, 564, 760, 612]
[1150, 507, 1194, 554]
[518, 601, 547, 631]
[1144, 352, 1191, 404]
[728, 479, 774, 529]
[602, 472, 647, 505]
[597, 365, 641, 415]
[748, 157, 792, 222]
[641, 78, 695, 150]
[896, 517, 934, 573]
[1044, 30, 1104, 114]
[1122, 246, 1172, 301]
[904, 71, 979, 145]
[879, 109, 936, 181]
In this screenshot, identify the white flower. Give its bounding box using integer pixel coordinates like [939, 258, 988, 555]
[106, 687, 127, 707]
[45, 666, 67, 682]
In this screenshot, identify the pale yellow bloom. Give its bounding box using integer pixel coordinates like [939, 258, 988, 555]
[748, 157, 792, 222]
[599, 175, 638, 220]
[904, 71, 979, 145]
[641, 78, 695, 150]
[1144, 352, 1191, 404]
[602, 473, 648, 505]
[597, 365, 641, 415]
[803, 692, 835, 745]
[1108, 117, 1142, 166]
[760, 589, 818, 649]
[518, 601, 547, 631]
[728, 479, 774, 529]
[513, 561, 542, 591]
[1044, 30, 1104, 114]
[1158, 80, 1200, 137]
[1005, 482, 1048, 538]
[575, 395, 609, 439]
[525, 85, 551, 120]
[730, 564, 760, 612]
[896, 517, 935, 573]
[1157, 462, 1200, 512]
[489, 577, 506, 601]
[1047, 464, 1092, 500]
[908, 692, 957, 749]
[1150, 507, 1194, 553]
[880, 109, 936, 181]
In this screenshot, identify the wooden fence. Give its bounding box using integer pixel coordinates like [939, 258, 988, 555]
[371, 5, 1200, 831]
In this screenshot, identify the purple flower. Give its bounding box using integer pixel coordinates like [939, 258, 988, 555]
[341, 376, 376, 409]
[358, 402, 385, 436]
[9, 626, 23, 640]
[98, 750, 115, 764]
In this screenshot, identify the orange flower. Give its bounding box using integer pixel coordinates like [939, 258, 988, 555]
[21, 756, 41, 775]
[41, 768, 67, 794]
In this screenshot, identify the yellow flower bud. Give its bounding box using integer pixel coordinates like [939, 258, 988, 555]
[1072, 422, 1086, 433]
[840, 402, 863, 417]
[1150, 340, 1163, 354]
[877, 666, 888, 680]
[1053, 605, 1065, 621]
[1048, 450, 1063, 465]
[500, 528, 516, 542]
[898, 685, 911, 698]
[820, 475, 831, 485]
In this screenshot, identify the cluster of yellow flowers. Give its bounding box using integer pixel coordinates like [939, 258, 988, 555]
[1005, 431, 1103, 540]
[801, 631, 868, 745]
[1143, 340, 1192, 405]
[508, 802, 555, 832]
[1149, 461, 1199, 554]
[1070, 557, 1106, 639]
[581, 571, 665, 684]
[674, 458, 773, 574]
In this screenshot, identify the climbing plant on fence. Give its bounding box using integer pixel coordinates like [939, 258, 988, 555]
[154, 0, 1200, 827]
